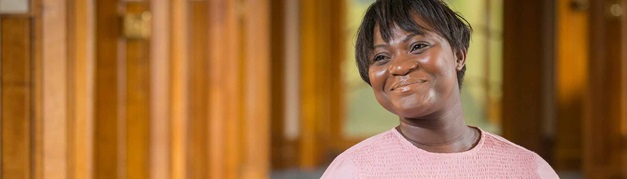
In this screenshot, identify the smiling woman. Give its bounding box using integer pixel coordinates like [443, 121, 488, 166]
[322, 0, 559, 178]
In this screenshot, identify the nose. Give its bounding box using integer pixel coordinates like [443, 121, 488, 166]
[388, 55, 418, 76]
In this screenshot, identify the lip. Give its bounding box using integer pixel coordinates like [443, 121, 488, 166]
[390, 79, 427, 91]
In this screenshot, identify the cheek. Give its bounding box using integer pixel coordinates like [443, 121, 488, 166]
[368, 66, 388, 89]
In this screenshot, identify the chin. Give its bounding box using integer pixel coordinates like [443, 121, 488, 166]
[393, 105, 433, 119]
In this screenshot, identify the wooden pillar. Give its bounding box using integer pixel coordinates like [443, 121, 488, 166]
[94, 1, 122, 178]
[299, 0, 345, 168]
[583, 0, 626, 178]
[149, 0, 171, 178]
[502, 0, 554, 160]
[1, 16, 34, 179]
[555, 0, 587, 170]
[241, 0, 270, 177]
[68, 0, 95, 178]
[41, 0, 69, 177]
[188, 0, 208, 178]
[208, 0, 271, 178]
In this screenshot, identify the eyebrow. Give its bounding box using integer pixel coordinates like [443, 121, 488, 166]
[373, 33, 421, 49]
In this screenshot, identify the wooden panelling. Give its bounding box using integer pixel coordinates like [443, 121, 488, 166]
[207, 0, 271, 178]
[149, 0, 170, 178]
[623, 2, 627, 177]
[189, 1, 209, 179]
[270, 0, 289, 169]
[67, 0, 95, 178]
[241, 0, 270, 177]
[299, 0, 345, 168]
[555, 0, 587, 170]
[502, 0, 553, 159]
[208, 0, 241, 178]
[1, 17, 32, 179]
[125, 2, 151, 179]
[31, 0, 43, 177]
[1, 0, 274, 178]
[327, 0, 346, 160]
[41, 0, 69, 177]
[623, 4, 627, 178]
[94, 1, 122, 178]
[169, 0, 189, 178]
[584, 0, 625, 178]
[299, 0, 322, 168]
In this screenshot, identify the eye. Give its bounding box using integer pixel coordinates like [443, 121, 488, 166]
[373, 54, 388, 62]
[410, 43, 428, 53]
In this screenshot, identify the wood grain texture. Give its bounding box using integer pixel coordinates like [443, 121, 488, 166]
[298, 0, 345, 168]
[125, 3, 151, 179]
[207, 0, 241, 178]
[241, 0, 270, 177]
[94, 1, 122, 178]
[584, 0, 625, 178]
[41, 0, 69, 177]
[299, 0, 321, 168]
[67, 0, 95, 178]
[555, 0, 587, 170]
[269, 0, 289, 169]
[622, 3, 627, 177]
[1, 17, 32, 179]
[327, 0, 346, 163]
[169, 0, 189, 178]
[31, 0, 43, 178]
[502, 0, 553, 160]
[149, 0, 171, 178]
[188, 1, 209, 179]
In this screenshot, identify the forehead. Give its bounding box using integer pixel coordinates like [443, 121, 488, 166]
[372, 15, 439, 44]
[372, 23, 442, 45]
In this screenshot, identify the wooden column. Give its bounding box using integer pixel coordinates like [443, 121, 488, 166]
[68, 0, 95, 178]
[41, 0, 69, 177]
[1, 16, 34, 179]
[149, 0, 170, 178]
[555, 0, 587, 170]
[169, 0, 189, 178]
[241, 0, 270, 177]
[270, 0, 289, 169]
[208, 0, 240, 178]
[94, 1, 122, 178]
[124, 2, 152, 179]
[189, 0, 209, 178]
[583, 0, 625, 178]
[502, 0, 554, 159]
[208, 0, 271, 178]
[299, 0, 345, 168]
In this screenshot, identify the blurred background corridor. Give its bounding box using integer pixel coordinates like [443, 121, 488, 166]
[0, 0, 626, 178]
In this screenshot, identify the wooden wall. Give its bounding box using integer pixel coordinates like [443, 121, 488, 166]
[584, 0, 626, 178]
[555, 0, 587, 171]
[2, 0, 625, 178]
[503, 0, 554, 160]
[504, 0, 627, 177]
[0, 0, 270, 178]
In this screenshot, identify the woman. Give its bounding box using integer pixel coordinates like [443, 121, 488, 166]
[322, 0, 558, 178]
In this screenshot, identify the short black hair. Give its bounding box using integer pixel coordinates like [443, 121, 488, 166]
[355, 0, 472, 89]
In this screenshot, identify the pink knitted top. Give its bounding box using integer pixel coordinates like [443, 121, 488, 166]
[322, 128, 559, 178]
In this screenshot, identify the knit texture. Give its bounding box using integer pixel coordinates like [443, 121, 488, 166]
[322, 127, 559, 179]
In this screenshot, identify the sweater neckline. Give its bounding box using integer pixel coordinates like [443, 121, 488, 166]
[390, 126, 485, 156]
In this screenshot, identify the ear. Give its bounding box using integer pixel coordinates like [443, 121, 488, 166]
[455, 49, 467, 71]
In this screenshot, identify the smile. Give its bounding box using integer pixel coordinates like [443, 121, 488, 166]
[390, 79, 427, 91]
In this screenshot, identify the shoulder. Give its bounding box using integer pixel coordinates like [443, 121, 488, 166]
[482, 131, 536, 153]
[481, 131, 559, 178]
[321, 129, 400, 179]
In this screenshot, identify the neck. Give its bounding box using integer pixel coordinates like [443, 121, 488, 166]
[397, 98, 477, 153]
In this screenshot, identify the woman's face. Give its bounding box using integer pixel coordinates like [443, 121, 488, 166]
[368, 22, 464, 119]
